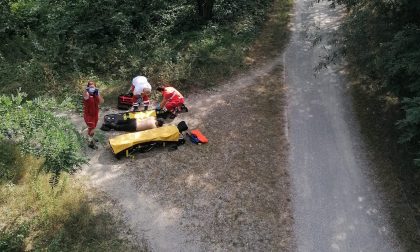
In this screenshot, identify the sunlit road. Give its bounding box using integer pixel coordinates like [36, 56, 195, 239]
[284, 0, 403, 251]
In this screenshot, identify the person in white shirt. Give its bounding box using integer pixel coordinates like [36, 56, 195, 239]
[129, 76, 152, 111]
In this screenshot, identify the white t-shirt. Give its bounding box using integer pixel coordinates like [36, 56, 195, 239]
[132, 76, 151, 95]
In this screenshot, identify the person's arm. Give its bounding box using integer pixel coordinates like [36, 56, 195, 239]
[83, 90, 90, 100]
[98, 93, 104, 104]
[160, 97, 167, 109]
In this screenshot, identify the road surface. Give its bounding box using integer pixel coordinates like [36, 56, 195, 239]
[284, 0, 415, 251]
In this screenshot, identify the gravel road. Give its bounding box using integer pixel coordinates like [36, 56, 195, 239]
[284, 0, 418, 251]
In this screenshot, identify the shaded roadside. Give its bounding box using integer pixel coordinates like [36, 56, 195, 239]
[350, 80, 420, 249]
[284, 0, 420, 250]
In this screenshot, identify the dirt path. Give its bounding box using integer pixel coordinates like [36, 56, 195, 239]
[70, 57, 294, 251]
[284, 0, 419, 251]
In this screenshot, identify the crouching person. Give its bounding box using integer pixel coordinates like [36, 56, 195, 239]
[156, 85, 185, 119]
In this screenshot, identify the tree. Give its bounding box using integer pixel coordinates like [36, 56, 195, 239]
[327, 0, 420, 166]
[196, 0, 214, 20]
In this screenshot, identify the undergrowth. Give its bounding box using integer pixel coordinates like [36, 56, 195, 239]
[0, 152, 142, 251]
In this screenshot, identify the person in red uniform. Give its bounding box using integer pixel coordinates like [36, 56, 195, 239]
[156, 85, 185, 119]
[83, 80, 104, 148]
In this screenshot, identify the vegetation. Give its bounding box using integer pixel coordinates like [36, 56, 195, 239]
[0, 93, 141, 251]
[0, 0, 278, 100]
[0, 91, 86, 184]
[0, 155, 141, 251]
[322, 0, 420, 167]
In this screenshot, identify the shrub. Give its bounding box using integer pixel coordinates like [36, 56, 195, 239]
[0, 91, 86, 183]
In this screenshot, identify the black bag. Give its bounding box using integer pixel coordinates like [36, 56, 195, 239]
[177, 121, 188, 132]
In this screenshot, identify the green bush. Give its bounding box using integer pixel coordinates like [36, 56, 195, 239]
[397, 97, 420, 165]
[0, 91, 86, 180]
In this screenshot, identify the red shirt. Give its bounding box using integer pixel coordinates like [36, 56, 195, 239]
[162, 87, 183, 102]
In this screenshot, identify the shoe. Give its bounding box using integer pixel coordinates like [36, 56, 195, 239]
[88, 140, 97, 149]
[169, 113, 177, 119]
[181, 104, 188, 112]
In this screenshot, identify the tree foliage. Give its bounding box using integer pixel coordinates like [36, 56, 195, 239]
[329, 0, 420, 166]
[196, 0, 215, 20]
[0, 0, 274, 97]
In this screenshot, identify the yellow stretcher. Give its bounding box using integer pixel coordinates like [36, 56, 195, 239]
[109, 122, 188, 158]
[123, 110, 156, 120]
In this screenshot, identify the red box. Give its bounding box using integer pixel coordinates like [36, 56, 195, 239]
[118, 94, 134, 109]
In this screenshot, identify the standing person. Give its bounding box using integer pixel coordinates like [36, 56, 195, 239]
[156, 85, 185, 119]
[130, 76, 152, 111]
[83, 80, 104, 149]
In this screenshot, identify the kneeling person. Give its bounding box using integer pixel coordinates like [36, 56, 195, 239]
[157, 85, 185, 118]
[110, 117, 164, 132]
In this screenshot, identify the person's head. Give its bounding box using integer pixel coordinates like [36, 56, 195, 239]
[156, 86, 165, 92]
[87, 80, 96, 88]
[156, 118, 164, 127]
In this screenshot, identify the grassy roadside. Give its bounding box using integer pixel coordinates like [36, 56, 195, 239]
[247, 0, 293, 62]
[0, 149, 144, 251]
[349, 73, 420, 248]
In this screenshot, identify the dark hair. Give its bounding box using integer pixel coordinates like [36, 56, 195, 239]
[87, 80, 96, 87]
[156, 118, 164, 127]
[156, 86, 165, 92]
